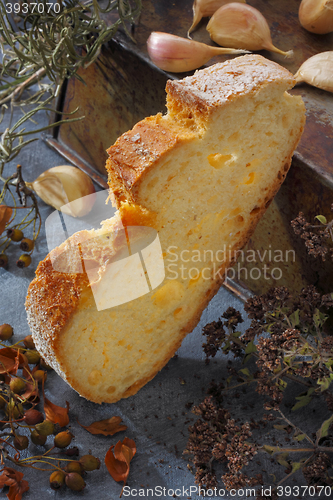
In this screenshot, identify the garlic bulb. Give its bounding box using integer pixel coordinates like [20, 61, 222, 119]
[299, 0, 333, 34]
[147, 32, 249, 73]
[207, 3, 293, 57]
[294, 52, 333, 93]
[27, 165, 96, 217]
[188, 0, 246, 37]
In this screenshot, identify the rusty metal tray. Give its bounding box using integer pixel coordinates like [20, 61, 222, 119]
[45, 0, 333, 298]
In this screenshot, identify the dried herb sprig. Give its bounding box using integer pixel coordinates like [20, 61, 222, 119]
[0, 0, 142, 266]
[0, 324, 134, 498]
[0, 0, 141, 83]
[291, 206, 333, 261]
[186, 286, 333, 496]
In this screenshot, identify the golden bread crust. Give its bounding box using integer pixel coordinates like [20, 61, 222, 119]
[166, 55, 294, 112]
[25, 257, 87, 376]
[107, 55, 296, 209]
[26, 55, 305, 403]
[107, 115, 182, 206]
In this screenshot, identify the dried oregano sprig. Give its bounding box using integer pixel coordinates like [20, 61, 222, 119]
[291, 205, 333, 261]
[185, 288, 333, 497]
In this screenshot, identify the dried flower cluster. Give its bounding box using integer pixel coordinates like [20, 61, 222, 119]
[185, 396, 261, 491]
[291, 207, 333, 261]
[186, 282, 333, 496]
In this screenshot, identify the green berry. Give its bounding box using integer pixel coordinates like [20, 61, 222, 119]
[16, 254, 31, 268]
[49, 470, 65, 490]
[0, 324, 13, 341]
[65, 472, 86, 492]
[10, 377, 26, 394]
[31, 430, 47, 446]
[79, 454, 101, 471]
[40, 358, 52, 370]
[35, 420, 54, 436]
[20, 238, 34, 252]
[23, 335, 35, 349]
[25, 349, 40, 364]
[7, 228, 23, 242]
[54, 430, 73, 449]
[34, 370, 47, 383]
[6, 402, 24, 420]
[65, 461, 83, 474]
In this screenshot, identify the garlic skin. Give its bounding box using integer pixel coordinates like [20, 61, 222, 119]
[27, 165, 96, 217]
[188, 0, 246, 37]
[294, 52, 333, 93]
[147, 32, 249, 73]
[207, 3, 293, 57]
[299, 0, 333, 34]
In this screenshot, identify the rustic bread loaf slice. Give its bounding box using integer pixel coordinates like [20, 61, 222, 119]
[26, 55, 305, 403]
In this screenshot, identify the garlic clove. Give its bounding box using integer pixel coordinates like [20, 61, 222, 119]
[27, 165, 96, 217]
[188, 0, 246, 37]
[299, 0, 333, 34]
[207, 3, 293, 57]
[147, 31, 249, 73]
[294, 52, 333, 93]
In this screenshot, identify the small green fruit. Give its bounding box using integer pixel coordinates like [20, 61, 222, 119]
[7, 228, 23, 242]
[54, 430, 73, 449]
[31, 430, 47, 446]
[10, 377, 26, 394]
[14, 434, 29, 450]
[0, 324, 13, 341]
[65, 461, 83, 474]
[49, 470, 65, 490]
[0, 254, 8, 268]
[23, 335, 35, 349]
[40, 358, 52, 370]
[79, 454, 101, 471]
[16, 254, 31, 268]
[65, 472, 86, 492]
[25, 349, 40, 364]
[34, 370, 47, 383]
[35, 420, 54, 436]
[20, 238, 34, 252]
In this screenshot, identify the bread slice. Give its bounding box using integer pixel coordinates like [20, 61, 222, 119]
[26, 55, 305, 404]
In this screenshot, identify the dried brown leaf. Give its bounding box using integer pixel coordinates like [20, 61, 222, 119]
[105, 437, 137, 494]
[0, 348, 27, 375]
[105, 446, 129, 483]
[114, 438, 136, 463]
[78, 416, 127, 436]
[44, 398, 69, 427]
[0, 467, 29, 500]
[0, 206, 12, 236]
